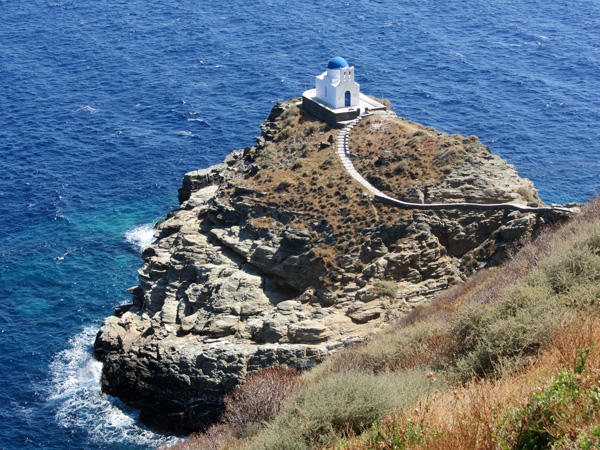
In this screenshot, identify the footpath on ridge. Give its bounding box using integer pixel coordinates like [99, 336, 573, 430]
[336, 113, 573, 214]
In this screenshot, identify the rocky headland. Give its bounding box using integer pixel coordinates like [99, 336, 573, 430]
[93, 100, 570, 434]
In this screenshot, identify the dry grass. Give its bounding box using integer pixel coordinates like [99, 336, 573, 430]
[342, 315, 600, 450]
[335, 199, 600, 450]
[308, 319, 453, 381]
[162, 424, 238, 450]
[347, 116, 485, 202]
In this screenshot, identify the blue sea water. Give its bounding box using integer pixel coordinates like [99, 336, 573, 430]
[0, 0, 598, 448]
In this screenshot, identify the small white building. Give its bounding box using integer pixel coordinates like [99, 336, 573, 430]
[315, 56, 360, 109]
[302, 57, 387, 127]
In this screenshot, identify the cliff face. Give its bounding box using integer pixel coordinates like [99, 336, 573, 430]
[93, 101, 568, 433]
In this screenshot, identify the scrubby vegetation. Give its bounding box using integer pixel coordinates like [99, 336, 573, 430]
[227, 101, 535, 289]
[228, 101, 416, 286]
[348, 116, 488, 202]
[162, 367, 302, 450]
[167, 198, 599, 450]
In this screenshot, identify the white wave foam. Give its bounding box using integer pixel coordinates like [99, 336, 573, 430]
[48, 327, 180, 448]
[125, 224, 156, 252]
[76, 105, 99, 114]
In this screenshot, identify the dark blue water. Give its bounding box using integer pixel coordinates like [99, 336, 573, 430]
[0, 0, 598, 448]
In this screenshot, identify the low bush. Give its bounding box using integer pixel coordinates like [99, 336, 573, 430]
[308, 320, 452, 379]
[392, 160, 408, 175]
[517, 186, 536, 203]
[162, 424, 236, 450]
[274, 180, 292, 192]
[305, 121, 327, 135]
[447, 204, 600, 382]
[540, 219, 600, 301]
[255, 145, 277, 168]
[394, 138, 406, 148]
[406, 136, 421, 148]
[497, 338, 600, 449]
[251, 369, 434, 449]
[346, 315, 600, 450]
[375, 280, 398, 299]
[222, 366, 302, 439]
[281, 104, 300, 120]
[276, 126, 293, 142]
[432, 147, 464, 166]
[320, 155, 336, 170]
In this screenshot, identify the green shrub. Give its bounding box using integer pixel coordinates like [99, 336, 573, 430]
[320, 155, 335, 170]
[252, 370, 432, 449]
[274, 180, 292, 192]
[281, 105, 300, 120]
[392, 160, 408, 175]
[255, 145, 278, 168]
[540, 220, 600, 299]
[433, 147, 465, 166]
[450, 282, 559, 382]
[448, 211, 600, 382]
[406, 136, 421, 148]
[288, 141, 304, 154]
[305, 121, 326, 135]
[394, 139, 406, 148]
[375, 280, 398, 299]
[308, 320, 451, 379]
[276, 126, 293, 142]
[517, 186, 536, 203]
[497, 345, 600, 450]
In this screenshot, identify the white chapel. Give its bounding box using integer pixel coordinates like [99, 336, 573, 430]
[302, 57, 386, 127]
[315, 56, 360, 109]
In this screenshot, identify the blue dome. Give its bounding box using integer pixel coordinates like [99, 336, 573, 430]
[327, 56, 349, 69]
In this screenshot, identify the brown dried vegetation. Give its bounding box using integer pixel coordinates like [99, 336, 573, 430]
[237, 104, 415, 285]
[349, 116, 487, 201]
[161, 367, 302, 450]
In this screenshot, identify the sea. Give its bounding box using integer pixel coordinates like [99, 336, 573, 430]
[0, 0, 598, 448]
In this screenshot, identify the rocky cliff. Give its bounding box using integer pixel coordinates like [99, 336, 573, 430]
[93, 100, 569, 433]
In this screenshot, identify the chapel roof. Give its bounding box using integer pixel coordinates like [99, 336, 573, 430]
[327, 56, 349, 69]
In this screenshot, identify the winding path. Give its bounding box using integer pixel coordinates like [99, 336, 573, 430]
[336, 113, 573, 214]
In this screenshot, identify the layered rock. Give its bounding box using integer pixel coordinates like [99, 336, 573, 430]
[94, 100, 569, 434]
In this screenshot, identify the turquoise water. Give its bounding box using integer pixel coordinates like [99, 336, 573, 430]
[0, 0, 598, 448]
